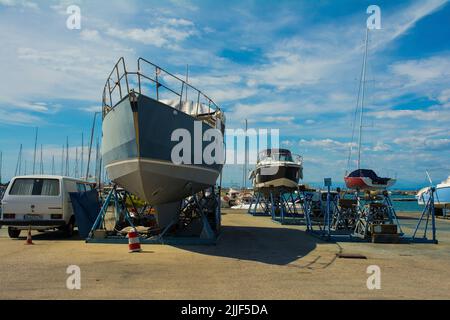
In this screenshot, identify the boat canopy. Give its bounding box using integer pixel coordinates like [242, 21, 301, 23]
[258, 149, 302, 164]
[347, 169, 391, 185]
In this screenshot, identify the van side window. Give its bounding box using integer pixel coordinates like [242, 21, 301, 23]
[41, 179, 60, 196]
[85, 184, 92, 191]
[10, 179, 34, 195]
[76, 183, 86, 193]
[10, 178, 60, 196]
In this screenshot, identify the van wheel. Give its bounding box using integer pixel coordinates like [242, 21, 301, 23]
[64, 218, 75, 238]
[8, 227, 21, 239]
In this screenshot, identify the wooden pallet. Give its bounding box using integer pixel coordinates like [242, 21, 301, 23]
[372, 233, 400, 243]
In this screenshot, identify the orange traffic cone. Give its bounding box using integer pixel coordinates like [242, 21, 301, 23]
[25, 226, 34, 245]
[127, 228, 141, 253]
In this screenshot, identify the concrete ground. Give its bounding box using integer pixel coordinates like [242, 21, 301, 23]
[0, 209, 449, 299]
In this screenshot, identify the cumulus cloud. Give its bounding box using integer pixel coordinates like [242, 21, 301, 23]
[390, 56, 450, 87]
[80, 29, 101, 42]
[106, 18, 198, 48]
[368, 108, 450, 122]
[0, 0, 38, 9]
[299, 138, 355, 152]
[393, 137, 450, 151]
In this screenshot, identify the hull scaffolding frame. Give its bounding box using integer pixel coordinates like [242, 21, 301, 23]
[86, 184, 221, 245]
[248, 187, 306, 225]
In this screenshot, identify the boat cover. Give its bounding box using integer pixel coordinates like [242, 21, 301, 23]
[347, 169, 391, 185]
[161, 99, 217, 116]
[69, 190, 101, 238]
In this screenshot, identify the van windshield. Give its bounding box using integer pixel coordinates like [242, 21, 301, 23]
[10, 178, 60, 196]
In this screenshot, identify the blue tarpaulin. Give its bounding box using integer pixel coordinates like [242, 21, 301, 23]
[70, 190, 101, 239]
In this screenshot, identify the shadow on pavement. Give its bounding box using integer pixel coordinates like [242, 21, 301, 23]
[177, 225, 319, 266]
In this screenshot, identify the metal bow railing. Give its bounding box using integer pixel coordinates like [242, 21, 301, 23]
[102, 57, 222, 120]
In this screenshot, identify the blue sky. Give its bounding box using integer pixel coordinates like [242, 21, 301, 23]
[0, 0, 449, 189]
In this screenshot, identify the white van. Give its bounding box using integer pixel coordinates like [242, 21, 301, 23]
[0, 175, 93, 238]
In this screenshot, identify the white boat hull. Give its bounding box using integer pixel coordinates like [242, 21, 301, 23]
[417, 184, 450, 208]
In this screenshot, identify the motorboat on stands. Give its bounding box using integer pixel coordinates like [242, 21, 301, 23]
[249, 149, 303, 191]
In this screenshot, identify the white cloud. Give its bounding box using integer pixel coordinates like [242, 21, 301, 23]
[106, 18, 198, 48]
[0, 0, 38, 9]
[390, 56, 450, 86]
[394, 136, 450, 151]
[372, 141, 391, 152]
[368, 108, 450, 122]
[379, 0, 448, 47]
[80, 105, 102, 113]
[80, 29, 101, 42]
[438, 88, 450, 104]
[260, 116, 295, 123]
[0, 109, 42, 125]
[299, 138, 355, 152]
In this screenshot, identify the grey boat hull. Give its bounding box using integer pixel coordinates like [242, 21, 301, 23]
[102, 93, 223, 205]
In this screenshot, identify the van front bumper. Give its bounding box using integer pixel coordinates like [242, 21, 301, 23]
[0, 220, 66, 227]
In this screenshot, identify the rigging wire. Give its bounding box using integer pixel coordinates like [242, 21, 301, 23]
[346, 32, 367, 173]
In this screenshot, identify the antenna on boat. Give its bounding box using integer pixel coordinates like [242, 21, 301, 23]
[426, 170, 433, 186]
[32, 127, 38, 174]
[0, 151, 2, 183]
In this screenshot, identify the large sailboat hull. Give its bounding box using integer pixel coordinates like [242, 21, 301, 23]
[106, 158, 220, 204]
[102, 93, 223, 205]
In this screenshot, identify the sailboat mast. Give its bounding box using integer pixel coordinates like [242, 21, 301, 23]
[15, 144, 23, 176]
[32, 127, 38, 174]
[80, 133, 84, 178]
[0, 151, 2, 183]
[40, 144, 43, 174]
[357, 28, 369, 171]
[65, 137, 69, 176]
[242, 119, 248, 189]
[61, 144, 64, 175]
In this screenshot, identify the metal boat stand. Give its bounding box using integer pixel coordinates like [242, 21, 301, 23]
[270, 188, 304, 225]
[305, 186, 364, 242]
[86, 185, 220, 245]
[247, 190, 272, 216]
[352, 190, 404, 240]
[409, 187, 438, 244]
